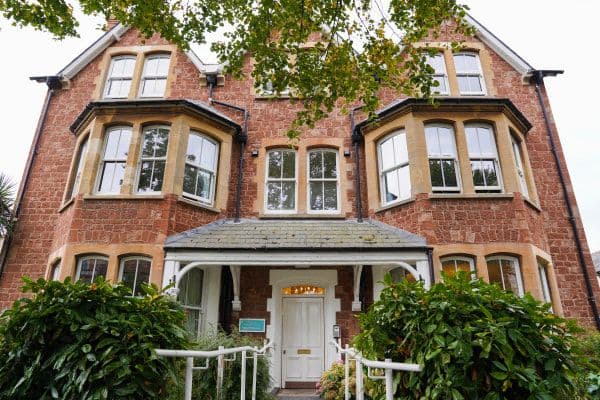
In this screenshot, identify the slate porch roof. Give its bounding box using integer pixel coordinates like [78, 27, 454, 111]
[164, 219, 427, 250]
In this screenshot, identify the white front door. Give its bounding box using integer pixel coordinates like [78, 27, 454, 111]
[282, 297, 325, 384]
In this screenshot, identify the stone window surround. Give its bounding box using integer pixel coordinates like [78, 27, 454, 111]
[364, 111, 539, 213]
[61, 112, 233, 212]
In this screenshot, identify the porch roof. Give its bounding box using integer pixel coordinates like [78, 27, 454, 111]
[164, 218, 427, 251]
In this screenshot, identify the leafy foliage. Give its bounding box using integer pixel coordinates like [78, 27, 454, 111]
[0, 277, 190, 400]
[573, 330, 600, 398]
[0, 173, 14, 237]
[0, 0, 472, 138]
[352, 274, 583, 400]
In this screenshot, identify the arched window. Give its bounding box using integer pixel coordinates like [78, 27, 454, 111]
[425, 52, 449, 95]
[104, 55, 136, 98]
[465, 123, 502, 192]
[378, 130, 411, 205]
[183, 132, 219, 204]
[97, 126, 131, 194]
[453, 52, 486, 95]
[178, 267, 204, 337]
[50, 260, 61, 281]
[119, 257, 152, 296]
[308, 149, 339, 212]
[441, 256, 475, 278]
[76, 255, 108, 283]
[265, 149, 297, 212]
[139, 54, 170, 97]
[425, 124, 460, 191]
[137, 126, 170, 193]
[486, 256, 524, 296]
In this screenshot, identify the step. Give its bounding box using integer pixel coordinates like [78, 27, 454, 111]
[276, 388, 320, 400]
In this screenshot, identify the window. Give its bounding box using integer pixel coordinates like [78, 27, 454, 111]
[104, 56, 136, 98]
[453, 53, 486, 95]
[139, 54, 170, 97]
[465, 124, 502, 191]
[425, 124, 460, 191]
[441, 256, 475, 278]
[137, 126, 169, 193]
[76, 256, 108, 283]
[265, 149, 297, 212]
[378, 130, 411, 205]
[183, 133, 219, 204]
[97, 127, 131, 194]
[538, 260, 553, 308]
[389, 267, 417, 283]
[308, 149, 339, 212]
[486, 256, 524, 296]
[511, 135, 529, 198]
[178, 267, 204, 337]
[119, 257, 151, 296]
[66, 135, 88, 199]
[425, 53, 449, 95]
[50, 260, 61, 281]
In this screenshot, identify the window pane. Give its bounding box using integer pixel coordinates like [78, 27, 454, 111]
[121, 259, 138, 292]
[478, 128, 495, 156]
[380, 138, 395, 171]
[281, 182, 295, 210]
[266, 182, 282, 210]
[310, 181, 323, 210]
[393, 133, 408, 164]
[186, 134, 202, 165]
[471, 161, 485, 187]
[78, 259, 95, 284]
[433, 76, 447, 93]
[197, 170, 211, 199]
[456, 259, 472, 273]
[453, 54, 467, 71]
[442, 160, 458, 187]
[95, 259, 108, 279]
[179, 268, 203, 307]
[457, 76, 470, 93]
[438, 128, 455, 156]
[309, 151, 322, 179]
[398, 166, 411, 200]
[487, 259, 502, 288]
[429, 160, 444, 187]
[384, 169, 400, 203]
[156, 57, 170, 75]
[137, 161, 153, 192]
[468, 76, 482, 92]
[104, 130, 121, 158]
[282, 151, 295, 179]
[150, 160, 165, 191]
[183, 165, 197, 195]
[200, 139, 216, 170]
[481, 160, 498, 187]
[390, 267, 416, 283]
[323, 152, 337, 179]
[425, 127, 441, 156]
[323, 181, 338, 210]
[465, 127, 479, 156]
[441, 260, 457, 277]
[142, 128, 169, 158]
[501, 259, 520, 295]
[268, 151, 282, 179]
[135, 260, 151, 295]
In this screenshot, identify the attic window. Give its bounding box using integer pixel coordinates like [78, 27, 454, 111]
[104, 56, 136, 98]
[139, 54, 170, 97]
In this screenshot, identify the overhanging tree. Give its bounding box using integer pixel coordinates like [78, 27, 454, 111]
[0, 173, 14, 237]
[0, 0, 471, 138]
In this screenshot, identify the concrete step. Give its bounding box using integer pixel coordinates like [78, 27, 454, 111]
[276, 388, 320, 400]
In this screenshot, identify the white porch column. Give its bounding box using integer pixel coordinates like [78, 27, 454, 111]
[352, 265, 363, 311]
[229, 265, 242, 311]
[162, 260, 180, 296]
[416, 260, 431, 289]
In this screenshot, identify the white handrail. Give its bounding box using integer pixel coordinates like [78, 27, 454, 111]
[155, 341, 272, 400]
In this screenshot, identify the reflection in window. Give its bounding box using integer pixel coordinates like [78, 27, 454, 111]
[76, 256, 108, 283]
[66, 135, 89, 199]
[453, 53, 486, 95]
[97, 127, 131, 194]
[119, 257, 151, 296]
[308, 149, 339, 212]
[282, 285, 325, 295]
[441, 257, 475, 278]
[465, 124, 502, 191]
[104, 56, 136, 98]
[139, 54, 170, 97]
[183, 133, 219, 204]
[389, 267, 417, 283]
[425, 53, 449, 95]
[486, 256, 523, 296]
[425, 124, 460, 191]
[266, 149, 296, 211]
[511, 135, 529, 198]
[137, 126, 169, 193]
[378, 131, 411, 205]
[178, 267, 204, 337]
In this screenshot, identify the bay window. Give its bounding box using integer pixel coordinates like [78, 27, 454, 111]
[378, 130, 411, 205]
[465, 124, 502, 191]
[486, 256, 524, 296]
[511, 135, 530, 198]
[76, 255, 108, 283]
[137, 126, 169, 193]
[441, 256, 475, 278]
[425, 124, 460, 191]
[183, 132, 219, 204]
[119, 257, 152, 296]
[265, 149, 297, 212]
[66, 135, 89, 199]
[538, 260, 553, 308]
[97, 126, 131, 194]
[308, 149, 339, 212]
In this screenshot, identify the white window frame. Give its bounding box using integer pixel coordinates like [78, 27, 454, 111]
[377, 130, 412, 206]
[264, 149, 298, 214]
[465, 123, 503, 192]
[75, 255, 109, 282]
[50, 260, 61, 281]
[96, 126, 132, 194]
[511, 135, 530, 198]
[440, 256, 476, 278]
[537, 260, 553, 309]
[136, 125, 170, 194]
[453, 52, 487, 96]
[425, 124, 461, 192]
[486, 255, 524, 297]
[425, 53, 449, 96]
[103, 55, 136, 99]
[139, 54, 170, 98]
[182, 132, 219, 205]
[119, 256, 152, 296]
[307, 148, 340, 214]
[67, 135, 89, 199]
[178, 265, 207, 338]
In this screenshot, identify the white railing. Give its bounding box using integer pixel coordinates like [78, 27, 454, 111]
[155, 341, 272, 400]
[330, 340, 422, 400]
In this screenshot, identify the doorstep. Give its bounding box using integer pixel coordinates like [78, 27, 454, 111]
[276, 388, 320, 400]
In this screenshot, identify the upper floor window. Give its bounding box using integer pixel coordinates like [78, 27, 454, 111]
[511, 135, 529, 198]
[453, 53, 486, 95]
[486, 256, 524, 296]
[425, 124, 460, 192]
[308, 149, 339, 213]
[441, 256, 475, 278]
[378, 130, 411, 205]
[425, 53, 449, 95]
[76, 255, 108, 283]
[183, 132, 219, 205]
[104, 56, 136, 99]
[66, 135, 89, 200]
[465, 124, 502, 192]
[119, 257, 151, 296]
[139, 54, 170, 98]
[137, 126, 169, 193]
[97, 126, 131, 194]
[265, 149, 297, 212]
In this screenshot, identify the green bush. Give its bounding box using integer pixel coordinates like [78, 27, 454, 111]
[166, 330, 274, 400]
[352, 274, 582, 400]
[573, 330, 600, 398]
[0, 277, 190, 400]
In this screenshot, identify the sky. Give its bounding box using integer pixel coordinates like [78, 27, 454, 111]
[0, 1, 599, 252]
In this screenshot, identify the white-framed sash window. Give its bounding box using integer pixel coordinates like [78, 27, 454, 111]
[265, 149, 297, 212]
[119, 257, 152, 296]
[425, 124, 460, 192]
[137, 126, 170, 193]
[97, 126, 132, 194]
[511, 135, 530, 198]
[465, 124, 502, 192]
[453, 52, 486, 95]
[425, 53, 449, 95]
[104, 56, 136, 98]
[486, 256, 524, 296]
[139, 54, 170, 97]
[183, 132, 219, 205]
[76, 255, 109, 283]
[378, 130, 411, 205]
[308, 149, 339, 213]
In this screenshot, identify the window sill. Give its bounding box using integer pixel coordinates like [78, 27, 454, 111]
[82, 194, 166, 201]
[177, 196, 220, 213]
[58, 198, 75, 213]
[374, 197, 416, 213]
[428, 193, 514, 200]
[258, 213, 346, 219]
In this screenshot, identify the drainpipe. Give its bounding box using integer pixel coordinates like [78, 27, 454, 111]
[0, 76, 62, 276]
[350, 106, 364, 222]
[531, 70, 600, 330]
[205, 73, 248, 223]
[427, 248, 435, 285]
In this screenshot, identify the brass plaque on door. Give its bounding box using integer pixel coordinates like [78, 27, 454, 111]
[297, 349, 311, 355]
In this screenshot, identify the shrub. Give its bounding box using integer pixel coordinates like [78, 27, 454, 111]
[0, 277, 190, 400]
[573, 330, 600, 398]
[352, 274, 582, 400]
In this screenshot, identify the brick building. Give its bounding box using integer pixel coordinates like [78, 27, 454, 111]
[1, 14, 599, 389]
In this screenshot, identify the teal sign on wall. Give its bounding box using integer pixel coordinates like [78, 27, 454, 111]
[239, 318, 266, 333]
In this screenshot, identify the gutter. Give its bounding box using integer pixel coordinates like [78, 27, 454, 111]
[0, 77, 60, 275]
[531, 70, 600, 330]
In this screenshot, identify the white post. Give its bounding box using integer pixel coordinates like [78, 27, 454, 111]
[241, 350, 247, 400]
[217, 346, 225, 400]
[344, 344, 350, 400]
[252, 351, 258, 400]
[385, 359, 393, 400]
[184, 357, 193, 400]
[355, 355, 364, 400]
